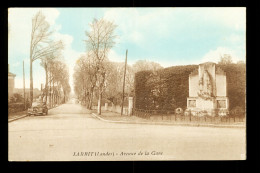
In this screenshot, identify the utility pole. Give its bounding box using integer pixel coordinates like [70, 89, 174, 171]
[121, 49, 128, 116]
[23, 60, 26, 110]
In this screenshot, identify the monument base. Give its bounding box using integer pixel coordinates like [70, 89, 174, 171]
[187, 97, 229, 117]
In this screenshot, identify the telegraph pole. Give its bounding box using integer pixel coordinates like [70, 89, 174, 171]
[121, 49, 128, 116]
[23, 60, 26, 110]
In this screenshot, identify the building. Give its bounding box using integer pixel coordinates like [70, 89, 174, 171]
[8, 65, 16, 100]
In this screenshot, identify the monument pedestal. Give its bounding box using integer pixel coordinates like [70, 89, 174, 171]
[187, 97, 228, 116]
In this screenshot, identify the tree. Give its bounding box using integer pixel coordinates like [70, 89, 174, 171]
[237, 60, 245, 64]
[85, 18, 117, 115]
[10, 93, 24, 103]
[132, 60, 163, 73]
[218, 54, 233, 65]
[40, 50, 64, 105]
[50, 60, 71, 104]
[73, 53, 98, 109]
[74, 55, 89, 106]
[29, 11, 64, 105]
[104, 62, 135, 106]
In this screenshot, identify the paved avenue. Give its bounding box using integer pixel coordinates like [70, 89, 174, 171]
[8, 101, 246, 161]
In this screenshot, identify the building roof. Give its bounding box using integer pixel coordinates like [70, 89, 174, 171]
[8, 72, 16, 77]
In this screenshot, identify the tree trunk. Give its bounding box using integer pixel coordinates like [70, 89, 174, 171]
[45, 65, 49, 104]
[50, 74, 52, 108]
[84, 87, 87, 106]
[86, 92, 90, 109]
[54, 94, 56, 106]
[54, 82, 57, 105]
[89, 87, 94, 110]
[89, 93, 92, 110]
[52, 78, 54, 107]
[63, 90, 66, 103]
[98, 91, 102, 115]
[30, 59, 33, 105]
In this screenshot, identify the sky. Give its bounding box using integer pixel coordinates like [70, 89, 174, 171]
[8, 7, 246, 92]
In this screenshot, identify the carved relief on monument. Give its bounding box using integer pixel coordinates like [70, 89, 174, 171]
[198, 69, 213, 100]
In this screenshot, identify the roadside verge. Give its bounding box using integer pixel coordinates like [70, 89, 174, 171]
[8, 105, 60, 123]
[91, 112, 246, 128]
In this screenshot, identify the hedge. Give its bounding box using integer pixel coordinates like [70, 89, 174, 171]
[216, 64, 246, 111]
[8, 102, 30, 114]
[134, 65, 197, 110]
[134, 63, 246, 114]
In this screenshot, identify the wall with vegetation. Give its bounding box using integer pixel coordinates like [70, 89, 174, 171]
[134, 63, 246, 115]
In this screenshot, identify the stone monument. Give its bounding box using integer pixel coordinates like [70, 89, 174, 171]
[187, 62, 229, 116]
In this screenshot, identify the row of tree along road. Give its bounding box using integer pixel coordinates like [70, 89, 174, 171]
[26, 11, 162, 113]
[8, 11, 71, 114]
[28, 11, 71, 107]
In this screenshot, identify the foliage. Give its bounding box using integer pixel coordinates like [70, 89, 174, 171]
[135, 65, 197, 110]
[218, 54, 232, 65]
[132, 60, 163, 72]
[73, 54, 99, 108]
[8, 103, 25, 114]
[9, 93, 24, 103]
[216, 63, 246, 111]
[229, 106, 245, 117]
[41, 58, 70, 106]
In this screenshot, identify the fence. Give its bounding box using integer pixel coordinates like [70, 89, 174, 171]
[92, 105, 130, 115]
[133, 109, 245, 124]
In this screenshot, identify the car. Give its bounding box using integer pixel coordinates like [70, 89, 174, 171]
[27, 101, 48, 116]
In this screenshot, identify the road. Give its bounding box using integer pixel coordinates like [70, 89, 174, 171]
[8, 100, 246, 161]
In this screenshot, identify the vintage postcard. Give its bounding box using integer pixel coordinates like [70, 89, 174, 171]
[8, 7, 246, 161]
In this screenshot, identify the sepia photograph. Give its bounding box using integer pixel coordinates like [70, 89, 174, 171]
[8, 7, 246, 161]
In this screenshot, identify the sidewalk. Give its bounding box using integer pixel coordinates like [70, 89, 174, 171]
[92, 111, 246, 128]
[8, 111, 28, 122]
[8, 105, 60, 123]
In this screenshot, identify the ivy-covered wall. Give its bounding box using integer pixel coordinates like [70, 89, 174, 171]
[216, 63, 246, 111]
[134, 63, 246, 112]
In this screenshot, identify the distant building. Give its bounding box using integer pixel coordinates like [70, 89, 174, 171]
[8, 64, 16, 100]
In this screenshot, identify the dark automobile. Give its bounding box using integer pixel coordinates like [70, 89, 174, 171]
[27, 101, 48, 116]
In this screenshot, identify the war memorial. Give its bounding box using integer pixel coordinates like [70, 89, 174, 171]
[187, 62, 229, 116]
